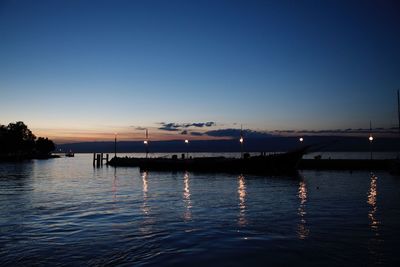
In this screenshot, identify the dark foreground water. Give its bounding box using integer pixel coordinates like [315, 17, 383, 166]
[1, 154, 400, 266]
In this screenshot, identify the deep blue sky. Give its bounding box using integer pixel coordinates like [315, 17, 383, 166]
[0, 0, 399, 142]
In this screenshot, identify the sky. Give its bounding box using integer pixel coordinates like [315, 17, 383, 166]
[0, 0, 399, 143]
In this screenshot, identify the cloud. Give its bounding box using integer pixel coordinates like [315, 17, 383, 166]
[134, 126, 147, 131]
[190, 131, 204, 136]
[159, 126, 181, 131]
[196, 122, 216, 127]
[158, 121, 216, 131]
[273, 130, 295, 133]
[181, 130, 188, 135]
[205, 128, 275, 138]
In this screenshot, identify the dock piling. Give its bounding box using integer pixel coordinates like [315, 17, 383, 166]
[93, 153, 111, 167]
[96, 154, 101, 167]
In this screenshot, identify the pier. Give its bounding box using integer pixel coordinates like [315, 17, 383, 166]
[107, 155, 398, 173]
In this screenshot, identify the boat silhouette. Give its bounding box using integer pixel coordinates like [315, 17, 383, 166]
[108, 147, 308, 175]
[65, 150, 75, 157]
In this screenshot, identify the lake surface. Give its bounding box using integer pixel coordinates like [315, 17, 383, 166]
[1, 154, 400, 266]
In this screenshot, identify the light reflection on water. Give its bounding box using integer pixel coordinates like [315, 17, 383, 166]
[237, 174, 247, 227]
[183, 172, 192, 221]
[368, 173, 379, 231]
[1, 154, 400, 266]
[112, 168, 117, 203]
[141, 171, 149, 215]
[367, 173, 384, 265]
[297, 179, 309, 239]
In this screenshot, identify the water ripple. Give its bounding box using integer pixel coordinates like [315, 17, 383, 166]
[1, 155, 400, 265]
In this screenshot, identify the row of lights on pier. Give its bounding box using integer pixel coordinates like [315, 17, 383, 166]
[113, 128, 374, 159]
[142, 129, 190, 158]
[114, 129, 307, 159]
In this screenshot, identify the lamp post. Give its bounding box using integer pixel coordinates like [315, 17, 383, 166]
[144, 129, 149, 158]
[114, 133, 117, 158]
[369, 121, 373, 161]
[369, 135, 374, 160]
[239, 136, 244, 159]
[239, 125, 244, 159]
[185, 139, 189, 159]
[299, 137, 304, 144]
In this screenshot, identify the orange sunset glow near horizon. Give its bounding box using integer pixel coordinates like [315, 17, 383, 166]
[31, 126, 230, 144]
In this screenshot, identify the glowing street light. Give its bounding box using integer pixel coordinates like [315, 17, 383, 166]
[369, 121, 374, 160]
[299, 137, 304, 143]
[369, 135, 374, 160]
[185, 139, 189, 159]
[240, 125, 244, 159]
[144, 129, 149, 158]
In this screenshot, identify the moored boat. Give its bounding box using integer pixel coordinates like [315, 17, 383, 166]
[65, 151, 74, 157]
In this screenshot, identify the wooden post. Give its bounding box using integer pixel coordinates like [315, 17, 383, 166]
[100, 153, 104, 166]
[106, 154, 109, 164]
[93, 153, 96, 167]
[96, 154, 101, 167]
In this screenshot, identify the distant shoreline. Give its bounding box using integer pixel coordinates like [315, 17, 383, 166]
[55, 136, 400, 154]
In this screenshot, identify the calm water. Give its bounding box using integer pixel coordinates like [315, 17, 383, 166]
[1, 154, 400, 266]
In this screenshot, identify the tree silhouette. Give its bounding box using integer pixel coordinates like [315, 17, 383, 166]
[36, 137, 55, 155]
[0, 124, 10, 153]
[6, 121, 36, 153]
[0, 121, 55, 157]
